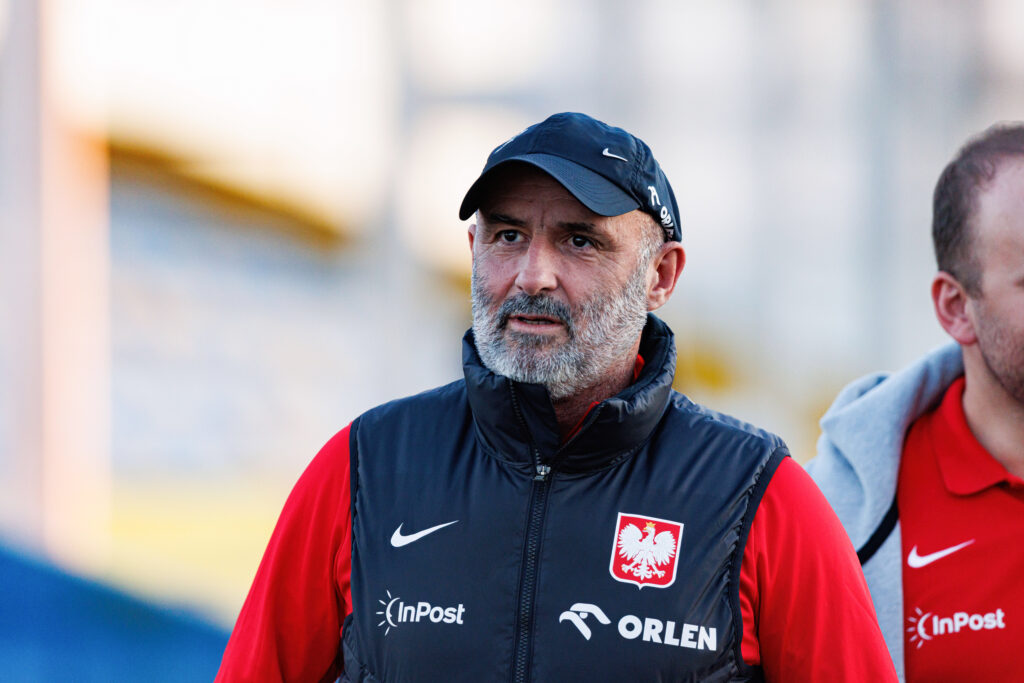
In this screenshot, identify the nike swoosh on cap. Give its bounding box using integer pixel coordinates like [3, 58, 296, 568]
[390, 520, 459, 547]
[602, 148, 628, 162]
[907, 539, 975, 568]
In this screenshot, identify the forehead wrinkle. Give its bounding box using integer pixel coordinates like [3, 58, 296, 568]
[557, 221, 599, 233]
[482, 200, 603, 236]
[482, 210, 526, 227]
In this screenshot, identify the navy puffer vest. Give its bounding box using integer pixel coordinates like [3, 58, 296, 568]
[343, 315, 784, 682]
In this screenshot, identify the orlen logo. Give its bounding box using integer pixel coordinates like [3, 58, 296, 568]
[376, 589, 465, 636]
[559, 603, 611, 641]
[907, 606, 1006, 649]
[560, 602, 717, 652]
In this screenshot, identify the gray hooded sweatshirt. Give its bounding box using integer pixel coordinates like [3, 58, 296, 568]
[805, 343, 964, 682]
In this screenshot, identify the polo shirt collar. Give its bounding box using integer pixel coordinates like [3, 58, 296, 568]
[934, 376, 1024, 495]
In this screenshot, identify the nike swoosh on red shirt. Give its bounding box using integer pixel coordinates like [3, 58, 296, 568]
[907, 539, 975, 568]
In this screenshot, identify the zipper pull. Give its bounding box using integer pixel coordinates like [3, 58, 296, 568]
[535, 464, 551, 481]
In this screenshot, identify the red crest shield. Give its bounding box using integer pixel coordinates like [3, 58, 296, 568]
[609, 512, 683, 589]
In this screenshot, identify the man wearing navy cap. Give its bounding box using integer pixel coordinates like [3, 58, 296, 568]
[218, 113, 895, 682]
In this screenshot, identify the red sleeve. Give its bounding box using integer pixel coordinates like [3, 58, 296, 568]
[216, 426, 353, 683]
[739, 457, 897, 681]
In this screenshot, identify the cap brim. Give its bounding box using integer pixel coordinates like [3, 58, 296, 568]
[459, 154, 639, 221]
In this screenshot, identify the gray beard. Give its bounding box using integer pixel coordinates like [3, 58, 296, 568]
[471, 262, 651, 400]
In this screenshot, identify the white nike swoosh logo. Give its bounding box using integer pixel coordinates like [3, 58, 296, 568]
[907, 539, 975, 568]
[602, 148, 628, 162]
[390, 520, 459, 547]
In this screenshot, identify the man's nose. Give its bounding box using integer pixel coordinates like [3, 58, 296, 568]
[514, 239, 558, 295]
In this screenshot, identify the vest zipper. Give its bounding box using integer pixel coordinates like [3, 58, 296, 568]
[512, 455, 550, 683]
[507, 384, 551, 683]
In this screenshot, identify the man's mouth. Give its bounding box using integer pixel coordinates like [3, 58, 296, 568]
[496, 294, 572, 335]
[509, 314, 562, 326]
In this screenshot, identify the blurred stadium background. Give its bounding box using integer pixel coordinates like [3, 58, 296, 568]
[1, 0, 1022, 679]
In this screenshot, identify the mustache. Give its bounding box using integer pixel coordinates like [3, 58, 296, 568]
[498, 294, 573, 332]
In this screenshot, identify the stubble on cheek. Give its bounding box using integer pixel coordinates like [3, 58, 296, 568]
[974, 300, 1024, 404]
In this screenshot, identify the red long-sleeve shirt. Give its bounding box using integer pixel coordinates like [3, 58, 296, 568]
[217, 425, 895, 682]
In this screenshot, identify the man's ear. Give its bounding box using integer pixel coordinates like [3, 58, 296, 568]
[932, 271, 978, 345]
[647, 242, 686, 311]
[468, 222, 477, 252]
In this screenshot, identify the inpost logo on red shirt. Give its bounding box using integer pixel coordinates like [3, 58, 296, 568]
[609, 513, 683, 589]
[907, 606, 1007, 649]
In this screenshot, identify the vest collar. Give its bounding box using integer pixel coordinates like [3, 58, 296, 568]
[463, 314, 676, 473]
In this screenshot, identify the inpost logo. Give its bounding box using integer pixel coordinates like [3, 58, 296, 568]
[907, 606, 1006, 649]
[376, 589, 465, 636]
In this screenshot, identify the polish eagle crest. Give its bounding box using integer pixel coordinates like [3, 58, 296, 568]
[609, 513, 683, 589]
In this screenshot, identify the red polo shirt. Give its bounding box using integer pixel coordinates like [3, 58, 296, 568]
[899, 377, 1024, 681]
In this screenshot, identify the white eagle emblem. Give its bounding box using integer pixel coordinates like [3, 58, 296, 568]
[617, 521, 677, 580]
[609, 513, 683, 588]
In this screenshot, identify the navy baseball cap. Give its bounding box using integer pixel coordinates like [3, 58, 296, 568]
[459, 112, 681, 241]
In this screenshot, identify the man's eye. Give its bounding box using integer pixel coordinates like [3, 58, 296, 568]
[499, 230, 520, 242]
[571, 235, 592, 248]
